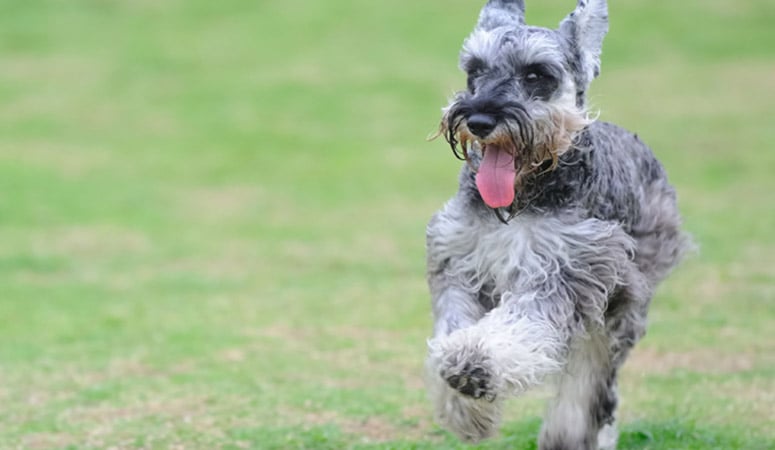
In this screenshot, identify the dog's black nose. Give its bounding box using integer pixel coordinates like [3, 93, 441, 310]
[466, 114, 497, 138]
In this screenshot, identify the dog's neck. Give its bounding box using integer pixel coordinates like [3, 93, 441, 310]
[464, 126, 594, 218]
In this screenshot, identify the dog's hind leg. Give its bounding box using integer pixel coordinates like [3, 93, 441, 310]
[539, 273, 651, 450]
[538, 333, 615, 450]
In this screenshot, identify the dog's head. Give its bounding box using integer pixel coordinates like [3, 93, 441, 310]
[439, 0, 608, 209]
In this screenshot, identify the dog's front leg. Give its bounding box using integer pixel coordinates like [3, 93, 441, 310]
[426, 285, 574, 443]
[425, 261, 502, 442]
[432, 288, 575, 399]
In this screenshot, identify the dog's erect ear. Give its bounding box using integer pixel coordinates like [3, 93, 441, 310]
[476, 0, 526, 31]
[559, 0, 608, 85]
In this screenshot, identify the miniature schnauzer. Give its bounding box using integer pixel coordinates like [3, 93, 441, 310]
[424, 1, 690, 449]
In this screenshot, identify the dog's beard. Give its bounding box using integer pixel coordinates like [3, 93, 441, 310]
[437, 99, 592, 210]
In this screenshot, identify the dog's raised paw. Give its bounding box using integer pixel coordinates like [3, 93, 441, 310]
[444, 364, 496, 401]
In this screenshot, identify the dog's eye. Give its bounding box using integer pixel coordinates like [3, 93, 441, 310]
[467, 70, 485, 93]
[465, 58, 487, 78]
[525, 70, 548, 83]
[464, 58, 487, 93]
[467, 76, 476, 93]
[525, 72, 542, 82]
[524, 64, 556, 84]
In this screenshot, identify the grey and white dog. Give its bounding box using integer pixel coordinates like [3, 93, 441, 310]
[425, 1, 690, 449]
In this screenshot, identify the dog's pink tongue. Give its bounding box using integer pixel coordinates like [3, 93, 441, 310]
[476, 144, 516, 209]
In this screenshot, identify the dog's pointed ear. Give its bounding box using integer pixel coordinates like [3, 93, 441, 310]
[476, 0, 526, 31]
[559, 0, 608, 85]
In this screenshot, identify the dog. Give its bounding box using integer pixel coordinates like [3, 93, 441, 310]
[424, 1, 691, 449]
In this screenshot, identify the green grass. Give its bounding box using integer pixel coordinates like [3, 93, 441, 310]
[0, 0, 773, 448]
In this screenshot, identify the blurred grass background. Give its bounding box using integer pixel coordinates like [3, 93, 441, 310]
[0, 0, 773, 448]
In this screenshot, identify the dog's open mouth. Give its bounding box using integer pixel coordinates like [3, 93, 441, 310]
[476, 143, 517, 209]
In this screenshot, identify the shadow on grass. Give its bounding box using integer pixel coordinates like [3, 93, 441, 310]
[229, 417, 772, 450]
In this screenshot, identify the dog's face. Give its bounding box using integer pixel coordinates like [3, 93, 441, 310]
[440, 0, 609, 209]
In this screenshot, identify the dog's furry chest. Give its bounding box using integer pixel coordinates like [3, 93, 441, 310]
[428, 199, 629, 304]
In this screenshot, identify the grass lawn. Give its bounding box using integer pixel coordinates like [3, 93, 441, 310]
[0, 0, 773, 448]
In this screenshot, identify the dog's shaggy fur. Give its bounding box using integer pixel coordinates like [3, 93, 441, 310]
[424, 1, 691, 449]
